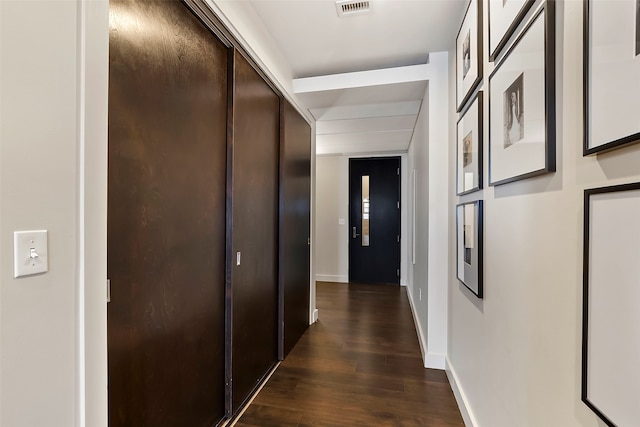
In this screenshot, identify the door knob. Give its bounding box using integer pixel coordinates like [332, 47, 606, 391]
[352, 227, 360, 238]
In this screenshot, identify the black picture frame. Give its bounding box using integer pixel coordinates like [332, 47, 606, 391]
[582, 181, 640, 427]
[488, 2, 556, 186]
[583, 0, 640, 155]
[456, 91, 483, 195]
[456, 200, 483, 298]
[456, 0, 483, 112]
[488, 0, 536, 62]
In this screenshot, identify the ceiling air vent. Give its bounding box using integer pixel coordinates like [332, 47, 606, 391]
[336, 0, 373, 17]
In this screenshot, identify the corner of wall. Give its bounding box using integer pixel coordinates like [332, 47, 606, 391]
[425, 51, 450, 364]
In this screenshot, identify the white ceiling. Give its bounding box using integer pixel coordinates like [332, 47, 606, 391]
[247, 0, 467, 155]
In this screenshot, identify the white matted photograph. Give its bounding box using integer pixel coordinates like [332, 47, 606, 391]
[456, 92, 483, 195]
[488, 0, 535, 61]
[456, 0, 482, 111]
[462, 30, 471, 78]
[582, 182, 640, 427]
[463, 133, 473, 167]
[489, 4, 555, 186]
[585, 0, 640, 154]
[456, 200, 483, 298]
[463, 204, 474, 265]
[503, 73, 524, 148]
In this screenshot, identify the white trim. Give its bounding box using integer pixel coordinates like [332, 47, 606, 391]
[309, 124, 317, 326]
[312, 309, 319, 324]
[424, 353, 445, 369]
[412, 169, 416, 265]
[406, 287, 446, 370]
[293, 64, 431, 93]
[311, 101, 421, 122]
[406, 288, 427, 364]
[77, 1, 88, 423]
[79, 1, 109, 426]
[445, 357, 478, 427]
[315, 274, 348, 283]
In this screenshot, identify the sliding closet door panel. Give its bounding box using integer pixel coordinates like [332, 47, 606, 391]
[108, 0, 227, 425]
[231, 51, 280, 410]
[281, 100, 312, 357]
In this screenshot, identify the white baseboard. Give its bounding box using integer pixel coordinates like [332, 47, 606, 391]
[445, 357, 478, 427]
[315, 274, 348, 283]
[406, 289, 427, 364]
[312, 308, 319, 323]
[407, 288, 445, 370]
[400, 279, 407, 287]
[425, 353, 445, 369]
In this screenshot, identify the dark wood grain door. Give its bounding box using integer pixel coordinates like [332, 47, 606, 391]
[107, 0, 228, 425]
[230, 51, 280, 412]
[280, 100, 312, 358]
[349, 157, 401, 285]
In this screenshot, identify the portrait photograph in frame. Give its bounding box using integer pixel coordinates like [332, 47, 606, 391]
[456, 0, 483, 112]
[456, 200, 483, 298]
[488, 3, 556, 186]
[457, 92, 483, 195]
[488, 0, 535, 61]
[584, 0, 640, 154]
[582, 182, 640, 427]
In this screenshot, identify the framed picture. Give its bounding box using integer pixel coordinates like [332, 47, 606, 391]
[488, 3, 555, 186]
[488, 0, 535, 61]
[457, 92, 483, 195]
[456, 0, 483, 112]
[582, 182, 640, 426]
[456, 200, 483, 298]
[584, 0, 640, 155]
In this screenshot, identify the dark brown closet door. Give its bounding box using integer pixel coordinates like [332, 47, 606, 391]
[230, 51, 280, 411]
[280, 100, 312, 358]
[107, 0, 227, 425]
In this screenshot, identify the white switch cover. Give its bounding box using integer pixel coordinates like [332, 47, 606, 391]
[14, 230, 48, 278]
[338, 218, 345, 225]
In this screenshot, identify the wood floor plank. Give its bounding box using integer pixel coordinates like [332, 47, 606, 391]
[235, 282, 464, 426]
[236, 405, 303, 427]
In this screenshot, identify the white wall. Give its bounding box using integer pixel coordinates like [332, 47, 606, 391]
[407, 95, 430, 365]
[315, 156, 350, 283]
[446, 2, 640, 426]
[0, 1, 109, 426]
[405, 52, 450, 370]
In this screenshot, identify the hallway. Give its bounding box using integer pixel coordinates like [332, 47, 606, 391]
[236, 282, 464, 426]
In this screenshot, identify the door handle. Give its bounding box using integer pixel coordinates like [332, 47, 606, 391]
[352, 227, 360, 238]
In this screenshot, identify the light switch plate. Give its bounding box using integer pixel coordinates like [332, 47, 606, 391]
[14, 230, 48, 278]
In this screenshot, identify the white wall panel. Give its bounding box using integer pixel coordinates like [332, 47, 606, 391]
[446, 2, 640, 426]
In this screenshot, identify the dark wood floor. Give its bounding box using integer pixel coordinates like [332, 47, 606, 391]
[234, 282, 464, 427]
